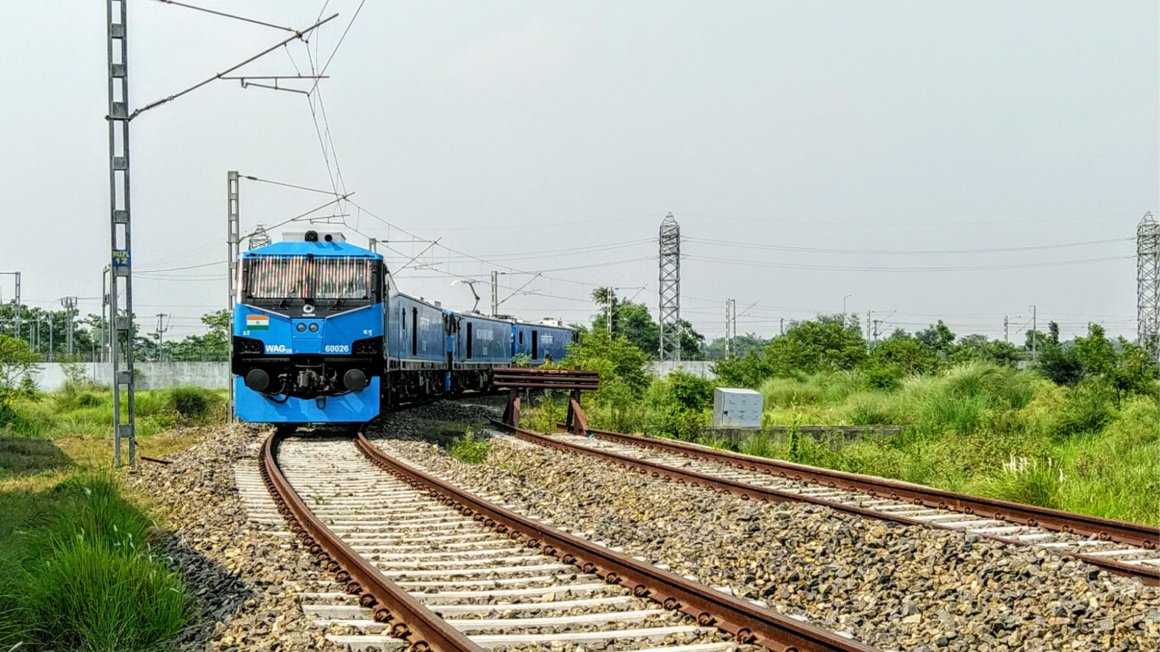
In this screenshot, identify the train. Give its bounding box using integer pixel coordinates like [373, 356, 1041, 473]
[230, 230, 575, 424]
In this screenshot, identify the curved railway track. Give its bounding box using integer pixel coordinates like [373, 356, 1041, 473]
[490, 421, 1160, 586]
[259, 428, 879, 652]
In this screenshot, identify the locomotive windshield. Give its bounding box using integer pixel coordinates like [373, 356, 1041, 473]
[243, 255, 379, 308]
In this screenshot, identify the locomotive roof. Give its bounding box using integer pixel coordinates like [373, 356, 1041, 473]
[242, 240, 382, 259]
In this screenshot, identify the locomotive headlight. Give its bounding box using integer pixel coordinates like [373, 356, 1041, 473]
[343, 369, 368, 391]
[309, 323, 319, 332]
[296, 323, 306, 332]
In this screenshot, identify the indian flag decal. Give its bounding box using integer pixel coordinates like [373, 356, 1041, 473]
[246, 314, 269, 331]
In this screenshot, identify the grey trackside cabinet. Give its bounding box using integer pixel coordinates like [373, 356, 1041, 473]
[712, 388, 763, 428]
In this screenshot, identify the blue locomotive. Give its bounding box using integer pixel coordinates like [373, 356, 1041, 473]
[232, 231, 385, 423]
[232, 230, 577, 424]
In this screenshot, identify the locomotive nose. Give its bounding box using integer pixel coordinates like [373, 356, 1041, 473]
[343, 369, 368, 391]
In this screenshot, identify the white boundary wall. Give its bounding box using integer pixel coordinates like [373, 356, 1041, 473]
[26, 360, 716, 392]
[29, 362, 230, 392]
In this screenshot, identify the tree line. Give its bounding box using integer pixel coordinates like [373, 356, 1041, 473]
[0, 305, 230, 363]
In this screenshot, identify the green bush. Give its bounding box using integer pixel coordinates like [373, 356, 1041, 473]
[1049, 382, 1114, 438]
[667, 371, 714, 412]
[169, 386, 218, 422]
[449, 430, 491, 464]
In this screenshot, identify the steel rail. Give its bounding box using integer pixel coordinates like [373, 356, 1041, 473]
[355, 433, 877, 652]
[260, 430, 482, 652]
[579, 426, 1160, 550]
[499, 421, 1160, 586]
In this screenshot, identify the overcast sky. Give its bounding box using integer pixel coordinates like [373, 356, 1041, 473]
[2, 1, 1156, 344]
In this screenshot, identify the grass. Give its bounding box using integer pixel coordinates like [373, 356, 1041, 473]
[525, 361, 1160, 525]
[449, 429, 491, 464]
[0, 474, 191, 650]
[1, 383, 226, 440]
[0, 383, 221, 649]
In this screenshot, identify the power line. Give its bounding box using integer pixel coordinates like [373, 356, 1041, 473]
[676, 211, 1142, 228]
[684, 253, 1135, 273]
[151, 0, 298, 33]
[685, 235, 1133, 256]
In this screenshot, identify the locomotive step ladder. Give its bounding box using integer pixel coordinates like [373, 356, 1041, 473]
[492, 367, 600, 435]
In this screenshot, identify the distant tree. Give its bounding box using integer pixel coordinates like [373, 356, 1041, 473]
[1022, 329, 1049, 358]
[952, 334, 1022, 368]
[1109, 340, 1159, 405]
[562, 328, 650, 399]
[588, 291, 703, 360]
[712, 350, 771, 388]
[864, 337, 939, 388]
[703, 333, 768, 361]
[1072, 324, 1116, 378]
[0, 334, 40, 391]
[887, 328, 911, 340]
[915, 320, 956, 358]
[1036, 340, 1083, 386]
[764, 317, 867, 376]
[168, 310, 230, 362]
[678, 319, 705, 359]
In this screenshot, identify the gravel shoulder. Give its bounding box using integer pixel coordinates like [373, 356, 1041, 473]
[369, 401, 1160, 652]
[125, 423, 342, 651]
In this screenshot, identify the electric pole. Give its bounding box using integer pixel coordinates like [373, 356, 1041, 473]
[724, 298, 736, 355]
[491, 271, 499, 317]
[104, 0, 336, 468]
[606, 288, 616, 335]
[60, 297, 78, 356]
[866, 310, 872, 352]
[154, 313, 170, 355]
[1030, 304, 1038, 361]
[1003, 316, 1009, 343]
[779, 318, 785, 335]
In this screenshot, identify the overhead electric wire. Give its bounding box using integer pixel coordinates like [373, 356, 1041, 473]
[137, 260, 226, 274]
[685, 253, 1135, 273]
[685, 235, 1134, 256]
[677, 211, 1142, 228]
[241, 174, 345, 196]
[151, 0, 298, 33]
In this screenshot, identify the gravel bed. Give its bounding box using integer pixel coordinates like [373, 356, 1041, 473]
[125, 423, 342, 651]
[369, 401, 1160, 652]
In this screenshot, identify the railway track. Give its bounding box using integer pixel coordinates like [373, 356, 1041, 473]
[259, 429, 879, 652]
[492, 422, 1160, 585]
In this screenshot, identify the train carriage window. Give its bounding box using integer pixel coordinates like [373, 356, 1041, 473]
[466, 323, 473, 359]
[531, 330, 538, 360]
[518, 331, 524, 345]
[411, 308, 418, 356]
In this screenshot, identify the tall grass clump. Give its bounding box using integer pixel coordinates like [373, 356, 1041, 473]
[843, 391, 905, 426]
[977, 456, 1065, 510]
[0, 474, 190, 650]
[738, 432, 781, 459]
[169, 386, 221, 423]
[449, 429, 491, 464]
[810, 370, 865, 404]
[759, 377, 822, 408]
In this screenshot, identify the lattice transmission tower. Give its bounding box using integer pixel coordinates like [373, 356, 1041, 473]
[1138, 211, 1160, 351]
[658, 213, 682, 361]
